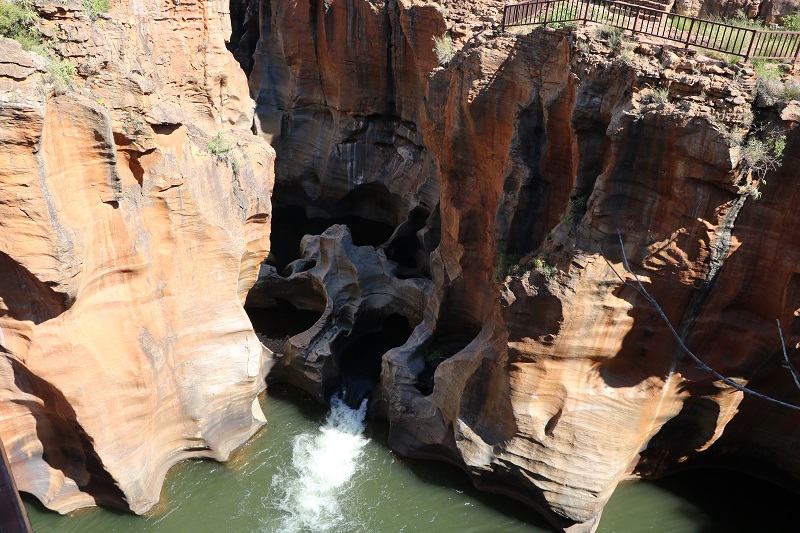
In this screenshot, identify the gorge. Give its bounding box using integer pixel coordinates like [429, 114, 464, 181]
[2, 0, 800, 531]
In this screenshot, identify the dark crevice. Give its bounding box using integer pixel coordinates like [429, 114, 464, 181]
[635, 397, 721, 477]
[0, 251, 67, 324]
[416, 288, 483, 396]
[227, 0, 262, 76]
[266, 203, 395, 273]
[385, 206, 430, 279]
[266, 182, 401, 272]
[501, 91, 548, 255]
[120, 149, 145, 186]
[245, 299, 323, 354]
[415, 328, 481, 397]
[151, 124, 181, 136]
[334, 314, 412, 408]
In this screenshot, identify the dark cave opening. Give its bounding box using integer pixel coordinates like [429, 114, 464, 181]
[265, 203, 396, 272]
[415, 326, 482, 397]
[385, 206, 430, 278]
[415, 285, 483, 396]
[226, 0, 260, 76]
[266, 181, 401, 273]
[335, 314, 412, 408]
[246, 299, 323, 354]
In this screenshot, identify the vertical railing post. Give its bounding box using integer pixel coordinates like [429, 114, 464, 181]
[543, 0, 550, 25]
[684, 17, 696, 48]
[793, 35, 800, 65]
[744, 28, 756, 61]
[501, 5, 506, 32]
[582, 0, 590, 23]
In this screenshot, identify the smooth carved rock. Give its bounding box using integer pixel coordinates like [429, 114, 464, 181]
[0, 0, 274, 516]
[251, 2, 800, 531]
[3, 0, 799, 530]
[249, 224, 432, 403]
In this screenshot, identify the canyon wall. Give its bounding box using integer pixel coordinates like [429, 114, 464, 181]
[2, 0, 799, 531]
[0, 0, 274, 514]
[245, 0, 800, 531]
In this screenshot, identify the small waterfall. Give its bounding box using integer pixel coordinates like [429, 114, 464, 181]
[271, 394, 369, 532]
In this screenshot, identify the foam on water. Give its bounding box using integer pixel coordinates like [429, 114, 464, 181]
[271, 395, 369, 532]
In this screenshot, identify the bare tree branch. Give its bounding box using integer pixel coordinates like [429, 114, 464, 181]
[602, 230, 800, 411]
[777, 319, 800, 391]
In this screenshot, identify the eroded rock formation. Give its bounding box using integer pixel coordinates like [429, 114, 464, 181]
[3, 0, 800, 531]
[244, 1, 800, 531]
[0, 0, 274, 514]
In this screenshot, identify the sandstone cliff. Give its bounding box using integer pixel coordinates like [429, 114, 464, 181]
[243, 1, 800, 531]
[0, 0, 274, 514]
[2, 0, 800, 531]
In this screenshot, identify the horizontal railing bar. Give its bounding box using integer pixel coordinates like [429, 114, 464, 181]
[502, 0, 800, 61]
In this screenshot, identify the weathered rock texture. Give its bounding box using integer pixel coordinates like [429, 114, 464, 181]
[0, 0, 274, 515]
[3, 0, 799, 529]
[674, 0, 799, 20]
[244, 1, 800, 531]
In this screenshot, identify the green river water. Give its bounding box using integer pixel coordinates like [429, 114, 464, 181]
[24, 384, 795, 533]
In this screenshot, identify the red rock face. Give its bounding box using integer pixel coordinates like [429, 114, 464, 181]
[248, 1, 800, 531]
[2, 0, 798, 530]
[0, 0, 274, 515]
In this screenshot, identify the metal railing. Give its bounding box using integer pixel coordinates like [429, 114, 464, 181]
[501, 0, 800, 62]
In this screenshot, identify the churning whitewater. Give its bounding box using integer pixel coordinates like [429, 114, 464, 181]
[271, 395, 370, 532]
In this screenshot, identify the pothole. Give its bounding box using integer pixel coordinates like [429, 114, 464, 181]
[335, 314, 413, 408]
[246, 299, 323, 354]
[266, 186, 398, 273]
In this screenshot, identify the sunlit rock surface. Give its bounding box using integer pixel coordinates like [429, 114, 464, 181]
[0, 0, 274, 514]
[2, 0, 800, 530]
[246, 1, 800, 531]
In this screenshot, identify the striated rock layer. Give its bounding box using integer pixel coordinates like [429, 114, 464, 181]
[0, 0, 274, 515]
[245, 1, 800, 531]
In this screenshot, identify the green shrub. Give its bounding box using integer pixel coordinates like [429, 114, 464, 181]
[641, 85, 669, 105]
[753, 60, 786, 104]
[783, 80, 800, 102]
[0, 0, 36, 37]
[618, 47, 635, 66]
[47, 59, 75, 91]
[205, 131, 233, 164]
[594, 24, 629, 52]
[559, 196, 587, 224]
[0, 0, 48, 54]
[559, 211, 575, 224]
[531, 256, 557, 280]
[83, 0, 110, 21]
[782, 13, 800, 31]
[433, 34, 454, 66]
[494, 253, 523, 282]
[231, 156, 242, 176]
[744, 183, 762, 200]
[741, 129, 786, 181]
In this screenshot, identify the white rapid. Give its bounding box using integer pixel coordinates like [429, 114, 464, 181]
[271, 395, 369, 532]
